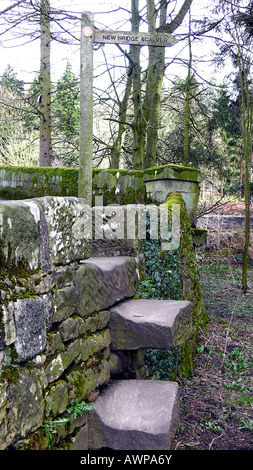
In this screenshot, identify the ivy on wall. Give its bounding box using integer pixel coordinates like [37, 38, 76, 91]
[136, 214, 183, 381]
[136, 193, 207, 381]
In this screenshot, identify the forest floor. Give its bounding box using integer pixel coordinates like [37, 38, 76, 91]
[171, 201, 253, 451]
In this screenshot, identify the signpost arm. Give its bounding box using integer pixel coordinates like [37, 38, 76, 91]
[78, 11, 94, 204]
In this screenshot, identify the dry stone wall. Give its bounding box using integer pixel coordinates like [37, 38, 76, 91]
[0, 192, 206, 450]
[0, 197, 142, 450]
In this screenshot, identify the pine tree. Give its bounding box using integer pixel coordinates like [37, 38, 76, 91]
[53, 62, 80, 165]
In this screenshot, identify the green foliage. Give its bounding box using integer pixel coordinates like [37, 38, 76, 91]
[136, 211, 181, 301]
[1, 64, 24, 94]
[41, 416, 70, 443]
[137, 239, 181, 300]
[136, 211, 184, 380]
[0, 63, 80, 167]
[197, 344, 204, 354]
[0, 66, 39, 166]
[143, 347, 183, 381]
[221, 347, 251, 376]
[66, 399, 93, 419]
[213, 87, 241, 141]
[52, 63, 80, 166]
[40, 399, 93, 447]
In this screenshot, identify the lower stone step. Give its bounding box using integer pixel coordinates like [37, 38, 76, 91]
[88, 379, 179, 450]
[109, 299, 192, 350]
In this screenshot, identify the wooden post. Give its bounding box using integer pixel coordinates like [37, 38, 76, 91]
[79, 11, 94, 204]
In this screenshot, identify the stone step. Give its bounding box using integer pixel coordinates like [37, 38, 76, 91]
[76, 256, 140, 316]
[88, 379, 179, 450]
[109, 299, 192, 350]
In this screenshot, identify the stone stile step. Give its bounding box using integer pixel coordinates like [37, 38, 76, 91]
[76, 256, 140, 316]
[109, 299, 193, 350]
[88, 379, 180, 450]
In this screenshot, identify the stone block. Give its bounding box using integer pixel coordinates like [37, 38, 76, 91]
[88, 380, 179, 450]
[76, 256, 139, 317]
[32, 265, 76, 295]
[66, 360, 110, 402]
[57, 315, 87, 342]
[44, 380, 69, 417]
[1, 302, 16, 347]
[35, 196, 91, 267]
[69, 424, 88, 450]
[44, 331, 65, 356]
[91, 205, 141, 257]
[97, 311, 111, 330]
[0, 367, 45, 450]
[41, 293, 53, 330]
[52, 285, 79, 323]
[0, 200, 40, 269]
[45, 339, 81, 383]
[79, 329, 111, 362]
[13, 298, 46, 362]
[109, 299, 192, 350]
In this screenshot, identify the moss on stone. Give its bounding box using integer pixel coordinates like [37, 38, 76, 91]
[0, 366, 19, 384]
[19, 429, 50, 450]
[0, 164, 200, 201]
[137, 192, 207, 380]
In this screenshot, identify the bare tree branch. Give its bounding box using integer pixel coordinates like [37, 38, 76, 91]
[0, 0, 27, 16]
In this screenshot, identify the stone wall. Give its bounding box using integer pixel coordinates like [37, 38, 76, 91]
[0, 197, 142, 450]
[0, 193, 206, 450]
[0, 164, 200, 224]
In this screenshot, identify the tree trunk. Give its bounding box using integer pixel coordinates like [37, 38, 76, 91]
[239, 155, 243, 201]
[130, 0, 145, 169]
[236, 51, 252, 294]
[39, 0, 51, 167]
[184, 10, 192, 166]
[145, 0, 166, 169]
[130, 0, 194, 169]
[110, 67, 132, 168]
[242, 102, 252, 293]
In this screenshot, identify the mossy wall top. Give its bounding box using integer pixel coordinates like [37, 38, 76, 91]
[0, 165, 200, 201]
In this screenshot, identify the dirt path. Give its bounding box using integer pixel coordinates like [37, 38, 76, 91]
[171, 263, 253, 451]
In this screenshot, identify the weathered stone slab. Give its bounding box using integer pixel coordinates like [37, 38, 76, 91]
[69, 424, 88, 450]
[35, 196, 92, 267]
[0, 200, 40, 269]
[0, 367, 45, 449]
[52, 285, 79, 323]
[44, 380, 69, 417]
[88, 379, 179, 450]
[109, 299, 192, 350]
[76, 256, 139, 317]
[91, 204, 142, 257]
[0, 197, 92, 271]
[13, 298, 46, 362]
[79, 329, 111, 362]
[66, 360, 111, 402]
[45, 339, 81, 383]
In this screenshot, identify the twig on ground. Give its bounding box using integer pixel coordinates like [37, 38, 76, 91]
[209, 432, 223, 450]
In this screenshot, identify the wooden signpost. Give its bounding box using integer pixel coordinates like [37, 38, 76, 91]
[78, 11, 177, 203]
